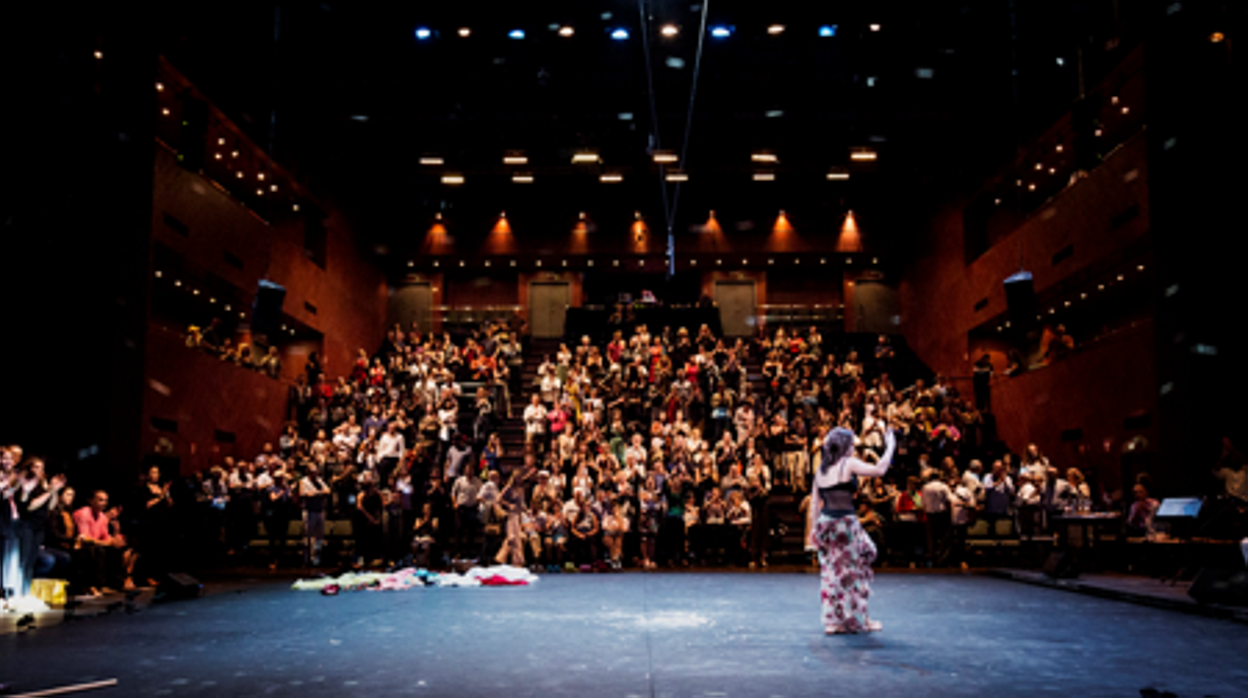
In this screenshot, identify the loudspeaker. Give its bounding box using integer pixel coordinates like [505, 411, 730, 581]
[251, 280, 286, 337]
[1042, 551, 1078, 579]
[1188, 568, 1248, 607]
[176, 96, 209, 171]
[155, 572, 203, 602]
[1004, 271, 1036, 328]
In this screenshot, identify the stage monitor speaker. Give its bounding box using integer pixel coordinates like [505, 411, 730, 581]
[1188, 568, 1248, 607]
[1004, 271, 1036, 328]
[251, 280, 286, 338]
[1042, 551, 1078, 579]
[155, 572, 204, 602]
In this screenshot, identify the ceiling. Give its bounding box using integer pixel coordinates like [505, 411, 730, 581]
[156, 0, 1147, 270]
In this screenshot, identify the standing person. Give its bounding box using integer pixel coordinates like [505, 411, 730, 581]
[971, 354, 994, 412]
[134, 465, 174, 585]
[745, 453, 772, 569]
[11, 459, 65, 597]
[299, 465, 331, 566]
[376, 421, 406, 491]
[808, 426, 895, 634]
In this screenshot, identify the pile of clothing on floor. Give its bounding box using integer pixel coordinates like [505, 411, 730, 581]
[292, 565, 539, 595]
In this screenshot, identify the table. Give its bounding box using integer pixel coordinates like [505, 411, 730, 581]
[1052, 512, 1122, 572]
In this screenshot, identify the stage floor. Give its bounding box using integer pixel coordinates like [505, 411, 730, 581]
[3, 572, 1246, 697]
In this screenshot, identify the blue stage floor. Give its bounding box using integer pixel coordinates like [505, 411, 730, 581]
[3, 572, 1246, 697]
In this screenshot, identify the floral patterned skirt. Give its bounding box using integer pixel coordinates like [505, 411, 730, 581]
[811, 513, 877, 632]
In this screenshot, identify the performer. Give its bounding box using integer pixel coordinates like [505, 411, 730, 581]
[808, 425, 895, 634]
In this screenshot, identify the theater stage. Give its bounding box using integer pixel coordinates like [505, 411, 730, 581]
[3, 572, 1245, 697]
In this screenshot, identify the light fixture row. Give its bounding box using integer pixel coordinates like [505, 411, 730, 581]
[420, 149, 875, 168]
[438, 171, 854, 185]
[406, 256, 869, 268]
[413, 23, 855, 42]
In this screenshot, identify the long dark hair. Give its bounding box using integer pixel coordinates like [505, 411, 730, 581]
[819, 427, 855, 475]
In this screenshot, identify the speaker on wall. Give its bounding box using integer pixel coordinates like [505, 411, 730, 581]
[251, 280, 286, 338]
[1004, 270, 1037, 329]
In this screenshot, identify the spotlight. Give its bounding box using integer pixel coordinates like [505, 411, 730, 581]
[600, 174, 623, 183]
[174, 280, 181, 287]
[224, 305, 231, 311]
[415, 27, 432, 40]
[155, 82, 164, 91]
[611, 28, 630, 41]
[559, 26, 574, 37]
[420, 157, 444, 165]
[660, 25, 679, 37]
[710, 26, 732, 38]
[1028, 183, 1036, 191]
[753, 173, 776, 181]
[218, 138, 226, 146]
[1121, 106, 1130, 114]
[1210, 32, 1225, 43]
[258, 173, 266, 181]
[653, 151, 679, 164]
[869, 23, 881, 32]
[231, 150, 239, 158]
[818, 25, 837, 37]
[826, 171, 850, 181]
[503, 155, 528, 165]
[509, 29, 525, 40]
[256, 188, 264, 195]
[236, 171, 244, 179]
[512, 175, 534, 183]
[214, 153, 223, 160]
[458, 28, 471, 37]
[666, 173, 689, 182]
[271, 184, 278, 192]
[767, 25, 786, 35]
[94, 50, 103, 59]
[209, 298, 216, 303]
[1056, 144, 1064, 152]
[765, 110, 784, 118]
[1137, 264, 1145, 271]
[572, 152, 600, 164]
[441, 175, 465, 185]
[161, 108, 170, 116]
[292, 204, 300, 212]
[1035, 163, 1043, 171]
[850, 150, 877, 161]
[751, 153, 778, 163]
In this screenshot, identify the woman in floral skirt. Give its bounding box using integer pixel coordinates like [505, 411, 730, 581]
[808, 425, 895, 634]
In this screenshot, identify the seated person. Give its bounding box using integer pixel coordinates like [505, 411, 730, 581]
[1125, 483, 1159, 537]
[72, 489, 135, 595]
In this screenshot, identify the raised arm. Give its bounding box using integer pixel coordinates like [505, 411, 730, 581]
[847, 429, 896, 479]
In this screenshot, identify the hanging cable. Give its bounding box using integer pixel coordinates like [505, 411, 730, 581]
[637, 0, 672, 276]
[668, 0, 710, 276]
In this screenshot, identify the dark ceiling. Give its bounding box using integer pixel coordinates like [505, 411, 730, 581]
[156, 0, 1146, 267]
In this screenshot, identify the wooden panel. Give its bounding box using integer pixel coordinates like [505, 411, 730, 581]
[714, 281, 756, 337]
[529, 282, 570, 338]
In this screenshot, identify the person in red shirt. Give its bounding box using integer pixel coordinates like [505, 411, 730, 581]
[73, 490, 131, 595]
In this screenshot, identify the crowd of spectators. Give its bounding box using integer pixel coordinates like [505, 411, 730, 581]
[185, 316, 283, 378]
[10, 315, 1242, 605]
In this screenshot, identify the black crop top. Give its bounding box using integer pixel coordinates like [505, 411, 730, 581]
[818, 474, 858, 518]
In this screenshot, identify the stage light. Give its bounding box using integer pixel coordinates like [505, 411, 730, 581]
[638, 260, 645, 267]
[154, 270, 163, 278]
[256, 188, 264, 195]
[753, 173, 775, 181]
[271, 184, 278, 191]
[826, 171, 850, 181]
[224, 304, 232, 311]
[161, 108, 170, 116]
[1028, 183, 1036, 191]
[94, 50, 103, 59]
[559, 26, 574, 37]
[768, 259, 774, 265]
[994, 198, 1001, 205]
[618, 113, 634, 121]
[1056, 144, 1064, 152]
[818, 25, 837, 37]
[292, 204, 299, 212]
[869, 24, 881, 32]
[1098, 284, 1105, 290]
[916, 67, 934, 79]
[239, 312, 245, 318]
[218, 138, 226, 146]
[742, 259, 748, 265]
[1210, 32, 1225, 43]
[484, 260, 491, 267]
[820, 258, 826, 264]
[214, 153, 223, 160]
[751, 153, 778, 163]
[512, 175, 534, 183]
[1034, 163, 1043, 171]
[1122, 106, 1130, 114]
[1064, 301, 1071, 307]
[290, 329, 296, 335]
[155, 82, 164, 91]
[415, 27, 432, 40]
[503, 155, 528, 165]
[600, 174, 623, 183]
[536, 260, 542, 267]
[866, 76, 877, 87]
[442, 175, 464, 184]
[236, 171, 244, 179]
[174, 280, 181, 287]
[1138, 264, 1145, 271]
[420, 157, 444, 165]
[613, 260, 619, 267]
[768, 25, 786, 35]
[846, 258, 853, 264]
[587, 260, 594, 267]
[851, 150, 877, 161]
[231, 150, 239, 158]
[579, 212, 587, 220]
[1056, 57, 1065, 66]
[710, 26, 732, 38]
[1117, 274, 1125, 281]
[258, 173, 266, 181]
[660, 25, 679, 37]
[1081, 293, 1088, 299]
[1049, 308, 1055, 314]
[1111, 95, 1119, 104]
[572, 152, 600, 164]
[1048, 168, 1056, 174]
[666, 57, 686, 69]
[716, 259, 722, 265]
[510, 260, 517, 267]
[653, 151, 679, 164]
[509, 29, 525, 40]
[458, 28, 471, 37]
[666, 173, 688, 182]
[209, 298, 216, 303]
[562, 260, 568, 267]
[1095, 129, 1103, 137]
[765, 110, 784, 118]
[408, 260, 414, 267]
[611, 28, 630, 40]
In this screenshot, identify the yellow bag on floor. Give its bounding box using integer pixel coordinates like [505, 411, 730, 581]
[32, 578, 69, 607]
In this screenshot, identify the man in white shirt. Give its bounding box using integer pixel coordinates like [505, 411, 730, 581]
[524, 394, 548, 452]
[921, 472, 954, 566]
[962, 460, 986, 504]
[376, 421, 406, 488]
